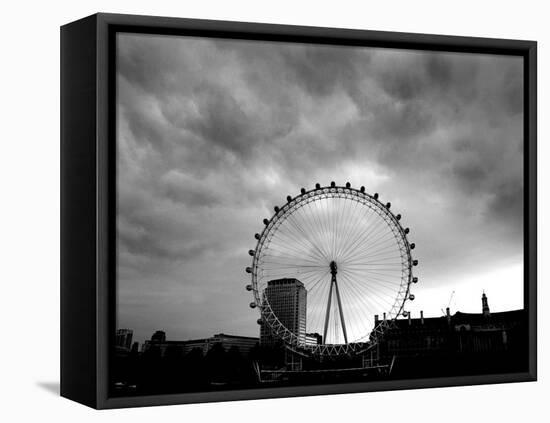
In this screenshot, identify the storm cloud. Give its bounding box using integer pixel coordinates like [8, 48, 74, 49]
[116, 33, 524, 343]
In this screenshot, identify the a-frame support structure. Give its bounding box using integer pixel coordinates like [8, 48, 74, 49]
[323, 261, 348, 344]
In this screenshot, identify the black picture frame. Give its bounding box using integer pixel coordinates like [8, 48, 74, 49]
[60, 12, 537, 409]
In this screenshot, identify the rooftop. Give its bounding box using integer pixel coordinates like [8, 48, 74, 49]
[267, 278, 304, 287]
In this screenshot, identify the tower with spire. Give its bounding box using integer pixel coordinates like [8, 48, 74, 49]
[482, 291, 491, 317]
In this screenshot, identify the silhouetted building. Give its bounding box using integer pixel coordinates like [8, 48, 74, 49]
[260, 278, 307, 346]
[482, 291, 491, 317]
[142, 332, 259, 357]
[306, 332, 322, 346]
[150, 330, 166, 343]
[373, 293, 527, 376]
[115, 329, 133, 350]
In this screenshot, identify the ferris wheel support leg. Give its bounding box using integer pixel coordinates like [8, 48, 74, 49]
[323, 282, 334, 344]
[334, 280, 348, 344]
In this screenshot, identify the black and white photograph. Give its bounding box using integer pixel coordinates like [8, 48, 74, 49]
[3, 0, 548, 421]
[112, 31, 529, 396]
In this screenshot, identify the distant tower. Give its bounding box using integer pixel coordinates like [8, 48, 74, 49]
[482, 292, 491, 317]
[260, 278, 307, 346]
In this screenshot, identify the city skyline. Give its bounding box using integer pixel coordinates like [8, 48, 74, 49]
[116, 33, 524, 345]
[121, 287, 516, 346]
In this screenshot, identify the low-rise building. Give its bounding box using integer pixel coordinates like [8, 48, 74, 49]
[142, 332, 259, 357]
[372, 293, 528, 376]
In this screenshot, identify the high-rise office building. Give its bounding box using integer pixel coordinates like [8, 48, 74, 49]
[260, 278, 307, 346]
[115, 329, 133, 350]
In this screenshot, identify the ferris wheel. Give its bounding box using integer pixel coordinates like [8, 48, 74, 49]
[246, 182, 418, 357]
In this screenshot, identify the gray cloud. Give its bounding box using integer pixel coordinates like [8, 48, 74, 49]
[116, 33, 524, 343]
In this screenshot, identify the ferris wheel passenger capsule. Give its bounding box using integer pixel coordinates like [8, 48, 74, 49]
[286, 195, 292, 202]
[274, 206, 280, 213]
[374, 193, 379, 200]
[257, 319, 263, 325]
[249, 302, 257, 309]
[410, 243, 416, 249]
[413, 277, 418, 283]
[386, 202, 391, 209]
[396, 214, 402, 220]
[245, 267, 252, 274]
[315, 183, 321, 189]
[248, 250, 255, 256]
[404, 227, 410, 234]
[346, 182, 351, 188]
[263, 218, 269, 225]
[360, 186, 365, 193]
[409, 294, 415, 301]
[331, 181, 336, 187]
[301, 188, 306, 194]
[403, 311, 409, 317]
[246, 284, 252, 291]
[254, 233, 260, 240]
[413, 259, 419, 266]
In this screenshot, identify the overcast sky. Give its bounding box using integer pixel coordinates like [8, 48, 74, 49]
[116, 33, 524, 344]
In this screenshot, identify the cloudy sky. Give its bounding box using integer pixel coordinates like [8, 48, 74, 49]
[116, 33, 524, 344]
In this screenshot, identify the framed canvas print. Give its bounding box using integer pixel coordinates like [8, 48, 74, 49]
[60, 13, 537, 409]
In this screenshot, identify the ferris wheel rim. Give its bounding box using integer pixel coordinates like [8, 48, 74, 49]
[247, 184, 417, 357]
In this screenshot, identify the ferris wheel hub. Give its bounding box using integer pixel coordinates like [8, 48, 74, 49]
[330, 260, 338, 275]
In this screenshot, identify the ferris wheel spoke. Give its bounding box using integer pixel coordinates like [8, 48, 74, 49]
[316, 198, 333, 260]
[343, 277, 405, 303]
[343, 272, 404, 291]
[344, 219, 397, 258]
[335, 198, 362, 261]
[261, 244, 324, 262]
[338, 207, 386, 263]
[352, 277, 403, 297]
[272, 222, 328, 263]
[277, 209, 323, 260]
[307, 273, 332, 332]
[303, 199, 333, 260]
[338, 280, 373, 341]
[333, 195, 347, 261]
[307, 269, 331, 293]
[342, 230, 399, 264]
[346, 261, 404, 271]
[355, 227, 402, 258]
[338, 199, 375, 261]
[341, 269, 403, 297]
[344, 249, 399, 268]
[338, 271, 394, 320]
[345, 255, 403, 265]
[335, 196, 356, 261]
[285, 211, 329, 262]
[334, 194, 349, 259]
[342, 266, 403, 290]
[258, 267, 327, 279]
[343, 279, 396, 314]
[342, 267, 403, 283]
[309, 273, 333, 336]
[348, 267, 405, 280]
[259, 251, 325, 267]
[346, 248, 404, 263]
[301, 200, 335, 260]
[339, 269, 384, 303]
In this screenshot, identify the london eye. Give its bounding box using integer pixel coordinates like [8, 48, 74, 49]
[246, 182, 418, 357]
